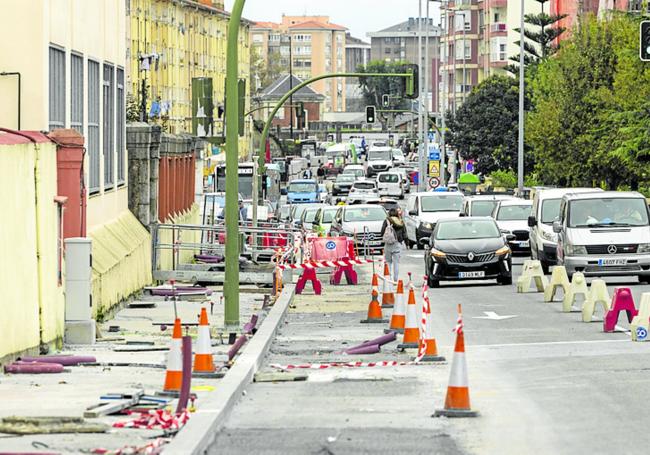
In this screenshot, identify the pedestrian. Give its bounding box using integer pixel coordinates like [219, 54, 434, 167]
[303, 168, 313, 179]
[380, 208, 406, 281]
[316, 164, 325, 183]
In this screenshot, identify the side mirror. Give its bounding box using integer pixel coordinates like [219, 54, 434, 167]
[527, 215, 536, 228]
[418, 237, 430, 247]
[280, 188, 287, 196]
[408, 209, 417, 216]
[552, 221, 562, 233]
[506, 234, 516, 242]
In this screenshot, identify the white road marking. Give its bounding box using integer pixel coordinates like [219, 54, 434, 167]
[473, 311, 518, 321]
[469, 339, 630, 349]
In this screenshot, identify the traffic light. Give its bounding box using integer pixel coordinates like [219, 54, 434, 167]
[365, 105, 376, 124]
[382, 94, 390, 108]
[403, 63, 419, 99]
[640, 21, 650, 62]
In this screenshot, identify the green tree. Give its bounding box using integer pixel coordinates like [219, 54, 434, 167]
[447, 75, 531, 175]
[251, 48, 284, 92]
[357, 60, 411, 112]
[507, 0, 567, 73]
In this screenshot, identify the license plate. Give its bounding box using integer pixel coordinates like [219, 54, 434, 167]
[518, 241, 530, 247]
[598, 258, 627, 266]
[458, 271, 485, 278]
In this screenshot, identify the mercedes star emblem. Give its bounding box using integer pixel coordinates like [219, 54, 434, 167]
[467, 252, 475, 262]
[607, 245, 617, 254]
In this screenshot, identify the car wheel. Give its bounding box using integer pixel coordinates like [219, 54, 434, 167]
[498, 275, 513, 286]
[399, 193, 404, 200]
[427, 275, 440, 288]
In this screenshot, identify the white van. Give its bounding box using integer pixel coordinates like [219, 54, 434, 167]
[376, 172, 404, 199]
[528, 188, 602, 274]
[366, 147, 393, 177]
[553, 191, 650, 282]
[404, 191, 464, 249]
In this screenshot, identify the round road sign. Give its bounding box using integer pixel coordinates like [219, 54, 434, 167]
[429, 177, 441, 188]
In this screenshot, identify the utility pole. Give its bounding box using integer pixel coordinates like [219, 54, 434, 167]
[418, 0, 425, 191]
[424, 1, 430, 191]
[288, 35, 294, 141]
[517, 0, 525, 194]
[441, 0, 448, 185]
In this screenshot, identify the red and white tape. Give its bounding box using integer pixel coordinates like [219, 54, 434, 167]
[112, 409, 190, 431]
[414, 279, 431, 363]
[92, 438, 168, 455]
[270, 360, 422, 370]
[277, 258, 374, 271]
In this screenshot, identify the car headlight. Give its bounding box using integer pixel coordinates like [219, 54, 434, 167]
[638, 243, 650, 254]
[565, 244, 587, 256]
[430, 248, 446, 258]
[495, 246, 511, 256]
[541, 230, 556, 242]
[421, 222, 433, 230]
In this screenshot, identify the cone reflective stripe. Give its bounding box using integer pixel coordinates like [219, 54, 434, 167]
[397, 286, 419, 349]
[371, 273, 379, 296]
[416, 281, 445, 362]
[193, 308, 215, 373]
[381, 262, 395, 308]
[434, 305, 478, 418]
[164, 318, 183, 392]
[387, 280, 406, 334]
[361, 289, 387, 323]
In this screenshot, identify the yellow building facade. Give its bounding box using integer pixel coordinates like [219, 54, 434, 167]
[127, 0, 252, 157]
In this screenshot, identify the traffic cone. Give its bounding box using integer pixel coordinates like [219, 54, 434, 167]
[416, 294, 445, 362]
[193, 308, 215, 373]
[381, 262, 395, 308]
[385, 280, 406, 334]
[371, 272, 379, 296]
[397, 286, 419, 349]
[434, 305, 479, 418]
[163, 318, 183, 392]
[360, 289, 387, 323]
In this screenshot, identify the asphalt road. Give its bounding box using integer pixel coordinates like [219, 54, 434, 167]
[209, 223, 650, 454]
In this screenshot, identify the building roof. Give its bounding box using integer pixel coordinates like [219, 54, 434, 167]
[288, 20, 347, 31]
[259, 74, 326, 102]
[345, 34, 370, 48]
[367, 18, 440, 38]
[253, 21, 280, 29]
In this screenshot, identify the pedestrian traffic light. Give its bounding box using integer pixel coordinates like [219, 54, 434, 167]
[366, 105, 376, 124]
[382, 94, 390, 108]
[403, 64, 419, 99]
[640, 21, 650, 62]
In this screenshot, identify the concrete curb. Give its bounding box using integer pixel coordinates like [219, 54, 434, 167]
[164, 284, 295, 455]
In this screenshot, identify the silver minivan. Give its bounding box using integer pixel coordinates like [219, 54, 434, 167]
[553, 191, 650, 282]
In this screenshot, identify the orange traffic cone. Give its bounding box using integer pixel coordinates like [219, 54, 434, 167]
[163, 318, 183, 392]
[434, 304, 479, 418]
[371, 273, 379, 296]
[381, 262, 395, 308]
[385, 280, 406, 334]
[193, 308, 215, 373]
[397, 286, 419, 349]
[416, 292, 445, 362]
[361, 289, 387, 323]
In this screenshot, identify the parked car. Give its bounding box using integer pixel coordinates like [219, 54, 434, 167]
[404, 191, 464, 249]
[493, 199, 533, 253]
[289, 203, 322, 228]
[366, 147, 394, 177]
[424, 217, 513, 287]
[376, 171, 404, 199]
[347, 180, 380, 205]
[332, 174, 355, 196]
[330, 204, 388, 255]
[286, 179, 321, 204]
[553, 191, 650, 282]
[528, 188, 603, 274]
[461, 194, 517, 217]
[300, 204, 327, 232]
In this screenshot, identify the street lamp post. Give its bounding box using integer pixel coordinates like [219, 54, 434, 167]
[517, 0, 525, 193]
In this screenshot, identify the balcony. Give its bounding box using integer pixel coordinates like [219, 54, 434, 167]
[490, 23, 506, 34]
[488, 0, 506, 7]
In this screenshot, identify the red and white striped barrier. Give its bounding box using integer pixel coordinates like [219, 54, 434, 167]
[270, 360, 423, 370]
[415, 280, 431, 363]
[112, 409, 190, 431]
[277, 258, 374, 271]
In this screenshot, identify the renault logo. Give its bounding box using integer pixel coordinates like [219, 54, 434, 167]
[467, 252, 475, 262]
[607, 245, 617, 254]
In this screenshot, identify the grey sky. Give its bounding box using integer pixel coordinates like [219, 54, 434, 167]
[225, 0, 441, 41]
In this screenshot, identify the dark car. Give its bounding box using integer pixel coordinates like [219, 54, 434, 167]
[332, 174, 355, 196]
[424, 217, 513, 287]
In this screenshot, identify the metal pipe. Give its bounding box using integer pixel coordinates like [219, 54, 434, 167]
[228, 334, 248, 361]
[19, 355, 96, 366]
[518, 0, 525, 193]
[175, 336, 192, 414]
[0, 72, 21, 129]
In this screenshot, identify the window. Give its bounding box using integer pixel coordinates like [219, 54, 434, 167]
[116, 68, 125, 184]
[70, 53, 84, 134]
[253, 34, 264, 43]
[49, 46, 66, 131]
[454, 12, 471, 31]
[455, 40, 471, 60]
[88, 60, 100, 193]
[103, 63, 115, 188]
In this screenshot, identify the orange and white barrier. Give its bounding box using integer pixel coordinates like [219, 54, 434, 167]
[415, 280, 445, 362]
[277, 258, 374, 270]
[193, 308, 215, 373]
[387, 280, 406, 334]
[163, 318, 183, 392]
[398, 285, 420, 350]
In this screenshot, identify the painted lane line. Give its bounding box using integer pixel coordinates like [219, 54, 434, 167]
[472, 311, 518, 321]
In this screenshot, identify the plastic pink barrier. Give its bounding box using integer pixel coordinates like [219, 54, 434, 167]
[310, 237, 358, 286]
[295, 267, 322, 295]
[604, 288, 638, 333]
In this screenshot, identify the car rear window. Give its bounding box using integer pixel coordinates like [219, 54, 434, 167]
[354, 182, 376, 190]
[378, 174, 400, 183]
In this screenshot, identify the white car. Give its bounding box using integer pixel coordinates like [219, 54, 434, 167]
[347, 180, 380, 204]
[376, 172, 404, 199]
[404, 191, 464, 249]
[461, 194, 517, 217]
[393, 167, 411, 193]
[493, 199, 533, 252]
[312, 206, 340, 234]
[342, 164, 365, 180]
[392, 148, 406, 166]
[329, 204, 388, 255]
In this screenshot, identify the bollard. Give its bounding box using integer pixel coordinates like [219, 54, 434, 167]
[544, 266, 570, 302]
[603, 288, 638, 333]
[563, 272, 588, 313]
[582, 279, 610, 322]
[516, 260, 548, 293]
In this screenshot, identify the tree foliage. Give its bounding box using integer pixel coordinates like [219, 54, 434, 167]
[527, 13, 650, 192]
[251, 49, 284, 93]
[357, 60, 411, 112]
[447, 75, 531, 175]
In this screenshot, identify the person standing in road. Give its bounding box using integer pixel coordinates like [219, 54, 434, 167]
[380, 208, 406, 281]
[303, 167, 313, 179]
[316, 164, 325, 183]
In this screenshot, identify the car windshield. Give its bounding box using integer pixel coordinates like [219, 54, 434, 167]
[497, 205, 532, 221]
[472, 200, 498, 216]
[568, 198, 649, 227]
[302, 208, 320, 223]
[337, 174, 355, 183]
[288, 182, 317, 193]
[368, 150, 391, 161]
[393, 149, 404, 158]
[378, 174, 400, 183]
[436, 220, 501, 240]
[292, 205, 309, 219]
[344, 207, 386, 222]
[421, 195, 463, 212]
[322, 209, 338, 223]
[541, 198, 561, 224]
[354, 182, 376, 190]
[279, 205, 291, 219]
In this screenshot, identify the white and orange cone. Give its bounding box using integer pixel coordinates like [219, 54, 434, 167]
[385, 279, 406, 334]
[381, 262, 395, 308]
[434, 304, 479, 417]
[371, 272, 379, 297]
[415, 282, 445, 362]
[397, 285, 419, 350]
[163, 318, 183, 392]
[193, 308, 215, 373]
[361, 289, 387, 323]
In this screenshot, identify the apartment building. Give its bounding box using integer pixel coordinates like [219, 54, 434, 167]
[251, 15, 348, 112]
[551, 0, 631, 45]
